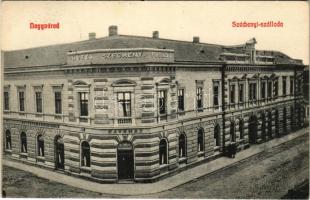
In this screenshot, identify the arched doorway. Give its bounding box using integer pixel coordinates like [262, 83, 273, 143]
[248, 116, 258, 144]
[275, 110, 280, 137]
[55, 136, 65, 170]
[117, 141, 134, 180]
[261, 113, 266, 141]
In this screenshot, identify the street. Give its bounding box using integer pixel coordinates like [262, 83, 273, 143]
[2, 132, 309, 198]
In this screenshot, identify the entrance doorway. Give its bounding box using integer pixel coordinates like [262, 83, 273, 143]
[55, 136, 65, 170]
[117, 141, 134, 181]
[248, 116, 258, 144]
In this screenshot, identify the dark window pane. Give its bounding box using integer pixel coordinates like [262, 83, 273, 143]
[159, 90, 166, 114]
[79, 92, 88, 116]
[55, 92, 62, 114]
[19, 92, 25, 111]
[4, 92, 9, 110]
[118, 92, 131, 117]
[36, 92, 42, 113]
[178, 89, 185, 111]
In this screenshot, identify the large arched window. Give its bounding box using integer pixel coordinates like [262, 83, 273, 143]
[5, 130, 12, 150]
[230, 121, 236, 142]
[197, 128, 204, 152]
[159, 139, 168, 165]
[20, 132, 27, 153]
[37, 135, 44, 156]
[214, 124, 220, 147]
[179, 134, 186, 158]
[239, 120, 244, 139]
[81, 141, 91, 167]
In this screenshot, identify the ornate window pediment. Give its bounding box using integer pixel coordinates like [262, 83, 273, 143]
[112, 79, 136, 87]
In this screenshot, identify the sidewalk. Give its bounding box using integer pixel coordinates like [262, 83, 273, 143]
[3, 128, 308, 196]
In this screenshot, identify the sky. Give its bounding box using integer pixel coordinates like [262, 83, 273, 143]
[1, 1, 309, 64]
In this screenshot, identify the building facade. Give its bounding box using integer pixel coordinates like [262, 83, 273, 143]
[2, 26, 306, 183]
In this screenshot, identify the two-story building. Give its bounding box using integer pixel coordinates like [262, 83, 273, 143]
[3, 26, 306, 182]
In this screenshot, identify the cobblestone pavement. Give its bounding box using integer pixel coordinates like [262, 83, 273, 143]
[2, 133, 309, 198]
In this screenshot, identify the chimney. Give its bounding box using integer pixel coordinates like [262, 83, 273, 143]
[193, 36, 200, 43]
[88, 32, 96, 40]
[109, 25, 118, 36]
[153, 31, 159, 39]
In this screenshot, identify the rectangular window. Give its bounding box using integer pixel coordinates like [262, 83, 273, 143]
[117, 92, 131, 117]
[261, 82, 266, 99]
[35, 92, 43, 113]
[249, 83, 257, 101]
[178, 89, 185, 111]
[274, 80, 278, 97]
[213, 82, 220, 107]
[282, 76, 287, 96]
[290, 77, 294, 95]
[267, 81, 272, 98]
[158, 90, 167, 115]
[196, 87, 203, 111]
[4, 92, 9, 110]
[19, 91, 25, 111]
[79, 92, 89, 116]
[239, 83, 244, 103]
[229, 84, 235, 104]
[55, 92, 62, 114]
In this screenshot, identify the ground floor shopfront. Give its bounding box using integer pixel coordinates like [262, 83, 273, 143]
[3, 100, 306, 183]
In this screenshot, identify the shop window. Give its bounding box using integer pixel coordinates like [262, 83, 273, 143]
[197, 128, 204, 152]
[5, 130, 11, 150]
[178, 134, 186, 158]
[159, 139, 168, 165]
[81, 141, 91, 167]
[214, 124, 220, 146]
[20, 132, 27, 153]
[37, 135, 44, 156]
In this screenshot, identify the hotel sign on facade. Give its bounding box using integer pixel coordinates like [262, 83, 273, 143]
[67, 48, 175, 65]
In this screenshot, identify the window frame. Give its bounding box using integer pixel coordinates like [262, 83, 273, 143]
[117, 92, 132, 117]
[158, 90, 167, 115]
[177, 88, 185, 112]
[79, 92, 89, 117]
[35, 91, 43, 113]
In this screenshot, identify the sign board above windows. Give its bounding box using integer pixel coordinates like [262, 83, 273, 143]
[67, 48, 175, 66]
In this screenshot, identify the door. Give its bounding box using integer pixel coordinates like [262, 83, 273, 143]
[117, 142, 134, 180]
